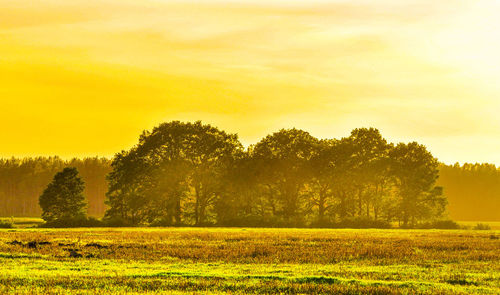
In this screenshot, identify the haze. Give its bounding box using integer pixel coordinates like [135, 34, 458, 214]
[1, 0, 499, 164]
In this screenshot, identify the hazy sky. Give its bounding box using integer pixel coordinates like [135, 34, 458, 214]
[1, 0, 499, 164]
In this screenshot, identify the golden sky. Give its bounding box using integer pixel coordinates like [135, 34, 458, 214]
[1, 0, 499, 164]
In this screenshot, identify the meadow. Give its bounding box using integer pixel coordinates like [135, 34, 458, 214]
[0, 227, 498, 294]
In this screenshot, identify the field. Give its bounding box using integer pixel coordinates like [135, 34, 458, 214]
[0, 228, 498, 294]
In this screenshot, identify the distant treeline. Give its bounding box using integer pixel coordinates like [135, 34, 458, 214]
[0, 157, 110, 217]
[437, 163, 500, 221]
[0, 122, 499, 224]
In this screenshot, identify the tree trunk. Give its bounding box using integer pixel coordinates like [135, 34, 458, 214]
[194, 191, 200, 225]
[366, 199, 370, 217]
[358, 188, 363, 217]
[318, 189, 326, 222]
[174, 195, 181, 224]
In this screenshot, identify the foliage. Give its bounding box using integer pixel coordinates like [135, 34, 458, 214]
[389, 142, 446, 226]
[0, 121, 481, 228]
[101, 216, 135, 227]
[250, 128, 319, 224]
[103, 122, 450, 227]
[1, 158, 499, 223]
[105, 121, 243, 226]
[39, 167, 88, 223]
[39, 216, 102, 228]
[0, 220, 13, 229]
[416, 220, 461, 229]
[311, 217, 392, 229]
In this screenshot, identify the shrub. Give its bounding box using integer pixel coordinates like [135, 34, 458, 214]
[218, 215, 302, 228]
[417, 220, 460, 229]
[149, 217, 186, 227]
[0, 220, 13, 229]
[334, 217, 392, 229]
[102, 217, 135, 227]
[473, 223, 491, 230]
[309, 219, 336, 228]
[40, 217, 103, 228]
[149, 219, 172, 227]
[218, 216, 392, 229]
[311, 217, 391, 229]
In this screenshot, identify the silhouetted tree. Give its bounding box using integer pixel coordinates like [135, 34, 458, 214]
[105, 121, 243, 225]
[214, 151, 262, 226]
[346, 128, 391, 218]
[389, 142, 446, 226]
[251, 128, 319, 225]
[104, 150, 148, 224]
[39, 167, 87, 222]
[308, 138, 357, 223]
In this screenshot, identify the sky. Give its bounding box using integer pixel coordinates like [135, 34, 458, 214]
[1, 0, 499, 164]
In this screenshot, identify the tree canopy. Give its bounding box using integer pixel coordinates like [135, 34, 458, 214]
[105, 121, 243, 225]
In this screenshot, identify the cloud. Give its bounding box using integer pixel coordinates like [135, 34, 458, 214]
[0, 0, 499, 164]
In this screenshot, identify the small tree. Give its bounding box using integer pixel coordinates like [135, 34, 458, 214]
[39, 167, 87, 222]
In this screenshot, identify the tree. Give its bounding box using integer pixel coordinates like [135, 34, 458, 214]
[39, 167, 87, 222]
[105, 121, 243, 225]
[389, 142, 446, 226]
[251, 128, 319, 224]
[346, 128, 391, 218]
[308, 138, 356, 222]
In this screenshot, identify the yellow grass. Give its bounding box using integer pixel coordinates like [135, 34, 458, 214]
[0, 227, 498, 294]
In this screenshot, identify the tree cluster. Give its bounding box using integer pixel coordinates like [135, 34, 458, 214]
[104, 121, 447, 227]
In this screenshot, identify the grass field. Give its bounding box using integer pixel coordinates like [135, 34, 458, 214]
[0, 228, 498, 294]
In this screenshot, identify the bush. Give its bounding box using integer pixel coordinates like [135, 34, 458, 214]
[102, 217, 135, 227]
[311, 217, 391, 229]
[473, 223, 491, 230]
[218, 216, 261, 227]
[334, 217, 392, 229]
[149, 217, 188, 227]
[40, 217, 103, 228]
[0, 219, 13, 229]
[417, 220, 460, 229]
[218, 215, 304, 228]
[149, 218, 173, 227]
[309, 219, 336, 228]
[218, 216, 391, 229]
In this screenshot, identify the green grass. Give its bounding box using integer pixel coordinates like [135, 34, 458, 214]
[0, 228, 498, 294]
